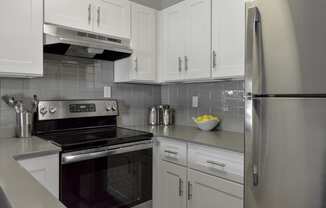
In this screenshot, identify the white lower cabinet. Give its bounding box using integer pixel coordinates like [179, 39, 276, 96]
[156, 137, 243, 208]
[188, 169, 243, 208]
[158, 161, 187, 208]
[17, 154, 59, 198]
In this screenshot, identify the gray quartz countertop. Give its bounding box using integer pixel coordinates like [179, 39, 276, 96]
[0, 137, 65, 208]
[121, 125, 244, 153]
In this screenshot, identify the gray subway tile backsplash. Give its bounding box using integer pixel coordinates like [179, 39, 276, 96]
[0, 54, 161, 137]
[0, 54, 244, 137]
[161, 81, 244, 133]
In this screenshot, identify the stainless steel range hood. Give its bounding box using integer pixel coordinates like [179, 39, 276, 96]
[44, 24, 132, 61]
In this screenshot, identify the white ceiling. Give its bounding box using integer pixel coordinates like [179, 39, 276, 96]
[130, 0, 184, 10]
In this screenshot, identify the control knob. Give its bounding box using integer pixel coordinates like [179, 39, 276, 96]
[105, 103, 112, 112]
[49, 106, 57, 114]
[40, 106, 48, 115]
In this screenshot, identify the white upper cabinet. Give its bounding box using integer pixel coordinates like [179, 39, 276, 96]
[161, 0, 211, 82]
[114, 3, 157, 83]
[184, 0, 211, 80]
[130, 2, 156, 80]
[45, 0, 131, 38]
[93, 0, 131, 39]
[163, 2, 186, 81]
[212, 0, 245, 79]
[45, 0, 93, 32]
[0, 0, 43, 77]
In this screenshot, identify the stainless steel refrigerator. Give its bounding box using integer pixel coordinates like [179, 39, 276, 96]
[245, 0, 326, 207]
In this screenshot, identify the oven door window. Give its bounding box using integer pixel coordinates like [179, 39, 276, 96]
[61, 149, 152, 208]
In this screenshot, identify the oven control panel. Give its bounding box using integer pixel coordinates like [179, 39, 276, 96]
[69, 104, 96, 113]
[38, 100, 119, 120]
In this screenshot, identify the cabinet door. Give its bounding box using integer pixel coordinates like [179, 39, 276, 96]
[163, 2, 186, 81]
[158, 161, 187, 208]
[0, 0, 43, 77]
[184, 0, 211, 80]
[45, 0, 93, 31]
[18, 154, 59, 198]
[93, 0, 131, 38]
[130, 3, 156, 81]
[212, 0, 245, 79]
[188, 169, 243, 208]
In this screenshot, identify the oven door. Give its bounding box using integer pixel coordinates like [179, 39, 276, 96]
[60, 141, 153, 208]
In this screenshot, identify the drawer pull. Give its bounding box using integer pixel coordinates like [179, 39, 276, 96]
[164, 150, 178, 155]
[179, 178, 183, 196]
[207, 160, 226, 168]
[187, 181, 192, 200]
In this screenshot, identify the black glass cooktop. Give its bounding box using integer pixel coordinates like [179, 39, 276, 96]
[37, 127, 153, 152]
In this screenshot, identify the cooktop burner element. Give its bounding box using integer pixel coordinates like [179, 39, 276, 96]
[33, 99, 153, 152]
[38, 127, 152, 151]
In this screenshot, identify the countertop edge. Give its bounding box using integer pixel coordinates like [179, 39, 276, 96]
[0, 137, 66, 208]
[121, 125, 244, 153]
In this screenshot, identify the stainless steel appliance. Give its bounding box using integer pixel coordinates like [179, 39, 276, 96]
[33, 99, 153, 208]
[245, 1, 326, 208]
[43, 24, 132, 61]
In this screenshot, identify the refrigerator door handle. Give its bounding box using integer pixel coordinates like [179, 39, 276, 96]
[246, 95, 260, 187]
[245, 6, 261, 96]
[245, 6, 261, 187]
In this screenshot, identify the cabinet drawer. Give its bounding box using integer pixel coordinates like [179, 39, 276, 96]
[189, 144, 244, 183]
[158, 137, 187, 166]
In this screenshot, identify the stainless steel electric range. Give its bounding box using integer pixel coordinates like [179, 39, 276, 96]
[33, 99, 153, 208]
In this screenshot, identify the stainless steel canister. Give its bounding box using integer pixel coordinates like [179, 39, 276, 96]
[157, 105, 170, 125]
[148, 106, 158, 125]
[163, 108, 175, 126]
[16, 111, 33, 138]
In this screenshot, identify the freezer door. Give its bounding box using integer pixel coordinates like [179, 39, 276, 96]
[245, 0, 326, 95]
[245, 97, 326, 208]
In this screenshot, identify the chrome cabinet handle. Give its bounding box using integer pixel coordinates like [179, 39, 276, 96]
[212, 50, 217, 69]
[207, 160, 226, 168]
[164, 150, 178, 155]
[184, 56, 188, 71]
[134, 57, 138, 71]
[178, 57, 182, 72]
[187, 181, 192, 200]
[97, 7, 101, 26]
[245, 6, 261, 187]
[178, 178, 183, 196]
[88, 4, 92, 25]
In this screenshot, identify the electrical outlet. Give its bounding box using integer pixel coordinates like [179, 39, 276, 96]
[192, 96, 198, 108]
[104, 86, 111, 98]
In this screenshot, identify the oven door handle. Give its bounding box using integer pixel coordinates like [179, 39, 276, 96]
[62, 142, 152, 164]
